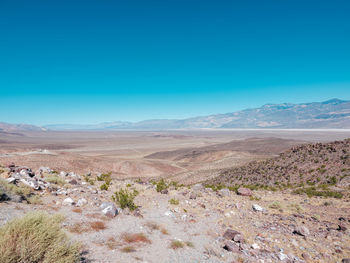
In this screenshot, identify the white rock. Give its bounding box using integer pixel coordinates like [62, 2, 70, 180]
[252, 204, 264, 212]
[251, 243, 260, 249]
[164, 211, 174, 217]
[77, 198, 88, 207]
[63, 197, 75, 205]
[60, 171, 68, 177]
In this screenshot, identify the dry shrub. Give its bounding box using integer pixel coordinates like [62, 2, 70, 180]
[170, 240, 184, 249]
[67, 223, 90, 234]
[106, 237, 120, 250]
[120, 246, 136, 253]
[121, 233, 151, 244]
[72, 208, 82, 213]
[161, 227, 169, 235]
[89, 221, 106, 231]
[144, 221, 160, 231]
[0, 212, 80, 263]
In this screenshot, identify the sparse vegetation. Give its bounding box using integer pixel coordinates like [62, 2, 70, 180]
[169, 240, 193, 249]
[121, 246, 136, 253]
[121, 233, 151, 244]
[45, 174, 66, 186]
[170, 240, 185, 249]
[112, 188, 138, 210]
[292, 186, 343, 199]
[169, 198, 179, 205]
[155, 178, 168, 192]
[0, 212, 80, 263]
[89, 221, 107, 231]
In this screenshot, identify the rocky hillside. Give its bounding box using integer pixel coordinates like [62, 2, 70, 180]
[208, 138, 350, 187]
[1, 163, 350, 262]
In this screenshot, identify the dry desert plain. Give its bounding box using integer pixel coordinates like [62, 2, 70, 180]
[1, 129, 350, 263]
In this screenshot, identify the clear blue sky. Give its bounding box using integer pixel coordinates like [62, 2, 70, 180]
[0, 0, 349, 125]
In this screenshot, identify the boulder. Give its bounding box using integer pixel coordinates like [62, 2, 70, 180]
[189, 192, 197, 199]
[39, 167, 53, 173]
[252, 204, 264, 212]
[192, 183, 205, 192]
[218, 188, 230, 197]
[293, 225, 310, 237]
[100, 202, 118, 218]
[223, 240, 240, 253]
[160, 189, 168, 194]
[60, 171, 68, 177]
[237, 187, 252, 196]
[77, 198, 88, 207]
[223, 229, 242, 241]
[63, 197, 75, 206]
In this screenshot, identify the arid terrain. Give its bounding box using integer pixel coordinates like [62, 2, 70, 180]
[1, 129, 350, 263]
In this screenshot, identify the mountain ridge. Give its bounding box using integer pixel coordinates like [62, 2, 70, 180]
[2, 98, 350, 131]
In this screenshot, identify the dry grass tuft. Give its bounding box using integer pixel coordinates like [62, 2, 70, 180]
[161, 227, 169, 235]
[106, 237, 121, 250]
[170, 240, 185, 249]
[89, 221, 106, 231]
[170, 240, 194, 249]
[72, 208, 82, 213]
[120, 246, 136, 253]
[0, 212, 80, 263]
[68, 221, 107, 233]
[121, 233, 151, 244]
[144, 221, 160, 231]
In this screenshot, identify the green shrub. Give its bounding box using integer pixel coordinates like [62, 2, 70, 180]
[156, 179, 168, 192]
[169, 198, 179, 205]
[112, 188, 138, 210]
[0, 212, 80, 263]
[100, 183, 109, 191]
[45, 175, 66, 186]
[97, 172, 112, 184]
[292, 187, 343, 199]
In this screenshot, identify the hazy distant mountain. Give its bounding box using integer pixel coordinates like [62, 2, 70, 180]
[4, 99, 350, 131]
[0, 122, 46, 132]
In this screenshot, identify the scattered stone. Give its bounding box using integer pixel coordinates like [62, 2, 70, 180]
[223, 229, 243, 242]
[251, 243, 260, 249]
[293, 225, 310, 237]
[223, 240, 240, 253]
[100, 202, 118, 217]
[218, 188, 230, 197]
[189, 192, 197, 199]
[160, 189, 168, 194]
[252, 204, 264, 212]
[77, 198, 88, 207]
[338, 223, 347, 232]
[60, 171, 68, 177]
[192, 183, 205, 192]
[63, 197, 75, 206]
[69, 179, 78, 185]
[237, 187, 252, 196]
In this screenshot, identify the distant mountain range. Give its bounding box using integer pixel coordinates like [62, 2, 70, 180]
[2, 99, 350, 131]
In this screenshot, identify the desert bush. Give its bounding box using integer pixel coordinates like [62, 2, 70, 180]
[112, 188, 138, 210]
[156, 178, 168, 192]
[0, 212, 80, 263]
[97, 172, 112, 184]
[269, 201, 282, 209]
[292, 187, 343, 199]
[0, 178, 32, 197]
[100, 183, 109, 191]
[45, 174, 66, 186]
[169, 198, 179, 205]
